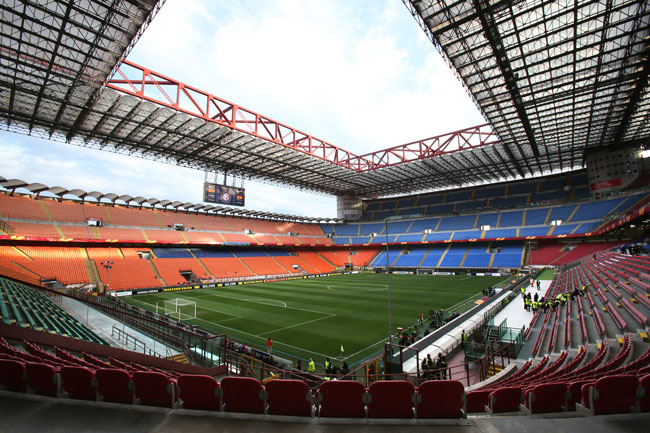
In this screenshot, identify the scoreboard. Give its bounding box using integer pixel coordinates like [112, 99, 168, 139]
[203, 182, 245, 206]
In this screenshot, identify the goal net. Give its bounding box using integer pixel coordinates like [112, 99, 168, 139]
[162, 298, 197, 321]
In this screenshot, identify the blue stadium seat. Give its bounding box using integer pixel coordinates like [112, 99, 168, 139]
[524, 208, 548, 226]
[153, 248, 193, 258]
[485, 228, 517, 238]
[571, 197, 625, 221]
[474, 186, 506, 199]
[386, 221, 412, 234]
[446, 191, 472, 202]
[373, 210, 398, 219]
[417, 194, 444, 206]
[456, 200, 486, 211]
[547, 205, 576, 222]
[539, 177, 565, 191]
[333, 225, 359, 236]
[508, 182, 537, 195]
[381, 200, 398, 209]
[519, 226, 551, 237]
[551, 223, 579, 235]
[439, 244, 467, 267]
[438, 215, 475, 231]
[498, 210, 523, 227]
[463, 254, 492, 268]
[395, 234, 425, 243]
[530, 190, 567, 204]
[358, 223, 385, 236]
[350, 236, 371, 244]
[319, 224, 335, 234]
[408, 218, 439, 233]
[397, 198, 416, 208]
[490, 196, 527, 208]
[399, 207, 425, 216]
[365, 202, 380, 211]
[424, 232, 451, 242]
[425, 204, 454, 215]
[453, 230, 482, 240]
[476, 213, 499, 228]
[191, 248, 234, 258]
[491, 253, 522, 267]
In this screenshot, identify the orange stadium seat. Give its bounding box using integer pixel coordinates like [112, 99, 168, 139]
[40, 199, 87, 223]
[240, 256, 287, 276]
[104, 206, 162, 227]
[151, 258, 212, 285]
[193, 257, 253, 279]
[0, 195, 49, 221]
[6, 222, 61, 238]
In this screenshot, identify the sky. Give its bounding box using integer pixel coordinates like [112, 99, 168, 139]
[0, 0, 485, 218]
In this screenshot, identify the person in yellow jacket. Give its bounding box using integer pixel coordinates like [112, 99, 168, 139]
[308, 358, 316, 373]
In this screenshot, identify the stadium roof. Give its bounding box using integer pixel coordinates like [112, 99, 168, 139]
[403, 0, 650, 176]
[1, 1, 648, 199]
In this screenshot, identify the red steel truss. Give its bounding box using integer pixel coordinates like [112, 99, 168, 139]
[107, 60, 496, 173]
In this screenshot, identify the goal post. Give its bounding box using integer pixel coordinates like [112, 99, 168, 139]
[163, 298, 197, 321]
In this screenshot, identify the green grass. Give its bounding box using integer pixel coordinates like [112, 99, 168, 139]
[124, 273, 505, 365]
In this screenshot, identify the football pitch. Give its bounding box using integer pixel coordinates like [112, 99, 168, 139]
[123, 273, 507, 365]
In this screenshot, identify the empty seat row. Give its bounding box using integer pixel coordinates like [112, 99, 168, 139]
[0, 361, 467, 420]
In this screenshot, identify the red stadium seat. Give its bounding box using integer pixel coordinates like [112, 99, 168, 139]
[522, 382, 567, 414]
[177, 374, 221, 411]
[565, 380, 594, 411]
[367, 380, 415, 419]
[220, 376, 265, 414]
[577, 375, 639, 415]
[316, 380, 367, 418]
[25, 362, 59, 397]
[465, 390, 491, 413]
[0, 359, 27, 392]
[133, 371, 177, 408]
[60, 366, 96, 401]
[95, 368, 134, 404]
[487, 387, 522, 414]
[639, 374, 650, 412]
[265, 379, 312, 417]
[416, 380, 465, 419]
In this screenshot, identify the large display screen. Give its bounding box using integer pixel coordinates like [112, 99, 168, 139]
[203, 182, 245, 206]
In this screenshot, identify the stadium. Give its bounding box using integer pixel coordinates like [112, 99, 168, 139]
[1, 0, 650, 432]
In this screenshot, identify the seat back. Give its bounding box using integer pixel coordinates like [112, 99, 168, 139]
[317, 380, 367, 418]
[220, 376, 264, 414]
[60, 366, 96, 401]
[95, 368, 133, 404]
[0, 359, 27, 392]
[133, 371, 176, 408]
[566, 380, 593, 411]
[525, 382, 566, 414]
[367, 380, 415, 418]
[177, 374, 221, 411]
[639, 374, 650, 412]
[265, 379, 311, 416]
[465, 390, 491, 413]
[589, 374, 639, 415]
[488, 387, 522, 413]
[25, 362, 58, 397]
[416, 380, 464, 419]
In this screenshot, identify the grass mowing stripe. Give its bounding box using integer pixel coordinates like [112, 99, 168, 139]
[124, 273, 504, 365]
